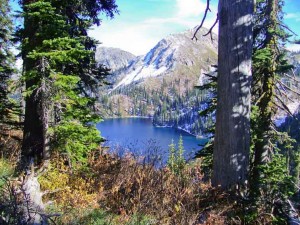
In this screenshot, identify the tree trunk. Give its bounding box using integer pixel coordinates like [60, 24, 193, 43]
[21, 0, 46, 169]
[212, 0, 253, 189]
[22, 91, 44, 168]
[251, 0, 278, 197]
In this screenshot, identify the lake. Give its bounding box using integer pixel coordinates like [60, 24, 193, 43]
[96, 118, 206, 164]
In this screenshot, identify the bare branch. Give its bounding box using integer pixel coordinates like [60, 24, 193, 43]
[276, 78, 300, 96]
[203, 14, 219, 41]
[274, 95, 295, 117]
[254, 92, 266, 106]
[275, 85, 295, 102]
[283, 73, 300, 83]
[292, 69, 299, 79]
[277, 22, 298, 36]
[42, 188, 65, 196]
[192, 0, 211, 41]
[202, 73, 217, 79]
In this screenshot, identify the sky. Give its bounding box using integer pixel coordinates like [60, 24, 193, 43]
[10, 0, 300, 56]
[88, 0, 219, 55]
[88, 0, 300, 56]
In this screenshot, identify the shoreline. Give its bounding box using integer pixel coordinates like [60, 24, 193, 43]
[102, 116, 210, 139]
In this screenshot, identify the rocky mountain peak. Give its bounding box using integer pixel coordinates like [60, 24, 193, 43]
[114, 27, 218, 88]
[95, 47, 136, 72]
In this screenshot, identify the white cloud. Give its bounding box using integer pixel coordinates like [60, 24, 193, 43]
[286, 13, 300, 20]
[176, 0, 206, 17]
[286, 44, 300, 52]
[89, 0, 219, 55]
[89, 21, 169, 55]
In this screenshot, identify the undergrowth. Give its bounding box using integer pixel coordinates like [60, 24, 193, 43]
[37, 148, 244, 224]
[1, 133, 298, 224]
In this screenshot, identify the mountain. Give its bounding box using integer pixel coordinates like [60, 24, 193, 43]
[113, 27, 218, 90]
[289, 51, 300, 75]
[274, 51, 300, 126]
[96, 27, 218, 136]
[96, 47, 136, 72]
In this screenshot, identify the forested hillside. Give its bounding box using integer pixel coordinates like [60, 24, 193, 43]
[1, 0, 300, 224]
[97, 27, 217, 136]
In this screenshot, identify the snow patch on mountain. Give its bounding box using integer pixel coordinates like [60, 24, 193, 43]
[113, 28, 218, 89]
[115, 64, 169, 87]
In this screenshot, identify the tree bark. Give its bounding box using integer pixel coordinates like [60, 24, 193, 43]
[21, 0, 46, 169]
[212, 0, 253, 189]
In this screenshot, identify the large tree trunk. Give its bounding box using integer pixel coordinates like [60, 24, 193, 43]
[20, 2, 49, 224]
[212, 0, 253, 189]
[21, 0, 46, 169]
[22, 90, 44, 168]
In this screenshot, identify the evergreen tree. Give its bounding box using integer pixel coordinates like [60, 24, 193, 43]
[167, 139, 176, 173]
[18, 0, 118, 168]
[250, 0, 294, 198]
[0, 0, 16, 127]
[167, 137, 186, 176]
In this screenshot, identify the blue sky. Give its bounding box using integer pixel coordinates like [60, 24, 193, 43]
[10, 0, 300, 55]
[89, 0, 300, 55]
[89, 0, 219, 55]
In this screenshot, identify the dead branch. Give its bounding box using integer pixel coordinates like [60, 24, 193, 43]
[277, 22, 298, 36]
[202, 73, 217, 79]
[42, 188, 65, 196]
[203, 14, 219, 41]
[192, 0, 219, 41]
[291, 69, 298, 78]
[274, 95, 295, 117]
[192, 0, 211, 41]
[283, 73, 300, 83]
[275, 86, 295, 103]
[254, 92, 266, 106]
[276, 78, 300, 96]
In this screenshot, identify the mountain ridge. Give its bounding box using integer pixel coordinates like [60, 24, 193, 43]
[96, 27, 218, 136]
[112, 27, 218, 90]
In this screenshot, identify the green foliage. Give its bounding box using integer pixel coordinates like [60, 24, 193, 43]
[53, 122, 102, 167]
[0, 0, 18, 126]
[0, 158, 14, 187]
[194, 72, 217, 178]
[260, 153, 294, 199]
[17, 0, 117, 166]
[196, 140, 213, 177]
[54, 208, 155, 225]
[167, 136, 186, 176]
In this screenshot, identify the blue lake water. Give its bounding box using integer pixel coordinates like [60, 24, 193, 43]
[96, 118, 206, 163]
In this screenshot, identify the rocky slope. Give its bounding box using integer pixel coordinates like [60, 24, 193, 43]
[113, 27, 217, 90]
[96, 31, 300, 136]
[96, 47, 136, 72]
[96, 27, 218, 136]
[275, 51, 300, 126]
